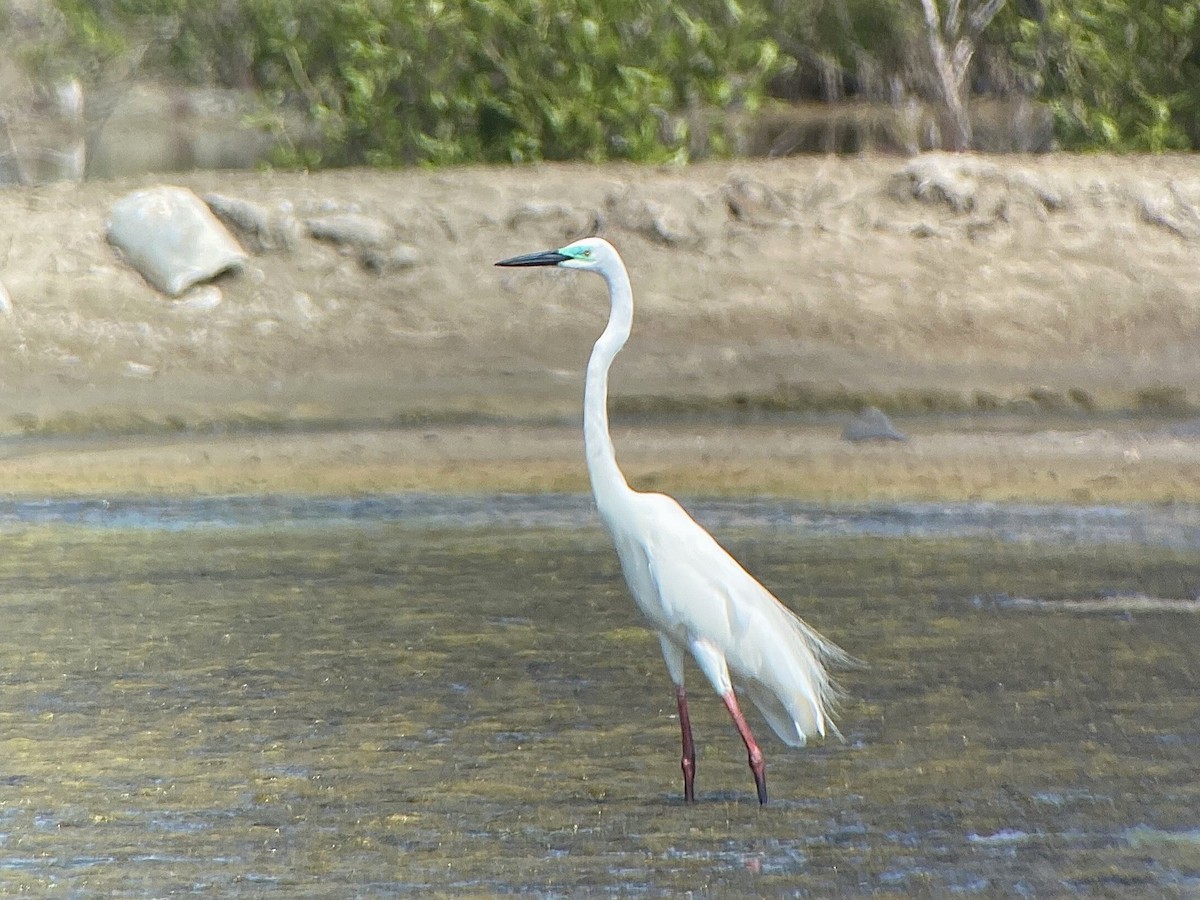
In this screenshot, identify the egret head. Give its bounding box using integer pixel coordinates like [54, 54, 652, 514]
[495, 237, 616, 273]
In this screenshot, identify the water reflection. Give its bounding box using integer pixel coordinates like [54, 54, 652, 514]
[0, 497, 1196, 894]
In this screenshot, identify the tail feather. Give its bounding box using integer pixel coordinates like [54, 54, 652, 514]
[739, 602, 859, 747]
[744, 678, 811, 747]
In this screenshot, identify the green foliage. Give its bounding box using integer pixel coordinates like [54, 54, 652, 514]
[48, 0, 780, 166]
[43, 0, 1200, 158]
[1014, 0, 1200, 151]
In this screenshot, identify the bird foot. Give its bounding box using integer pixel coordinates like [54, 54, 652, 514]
[751, 759, 768, 806]
[681, 755, 696, 802]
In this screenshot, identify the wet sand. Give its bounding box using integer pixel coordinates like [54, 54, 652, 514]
[1, 417, 1198, 503]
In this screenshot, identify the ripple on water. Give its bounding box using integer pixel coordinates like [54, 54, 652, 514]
[0, 494, 1196, 547]
[0, 503, 1196, 895]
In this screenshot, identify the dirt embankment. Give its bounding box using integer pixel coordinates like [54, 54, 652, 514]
[1, 154, 1199, 500]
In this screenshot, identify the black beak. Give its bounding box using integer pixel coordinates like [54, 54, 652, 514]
[495, 249, 570, 267]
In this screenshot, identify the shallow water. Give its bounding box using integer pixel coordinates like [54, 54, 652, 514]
[1, 496, 1198, 895]
[1, 493, 1197, 547]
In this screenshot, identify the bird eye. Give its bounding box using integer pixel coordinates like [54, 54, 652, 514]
[581, 249, 592, 257]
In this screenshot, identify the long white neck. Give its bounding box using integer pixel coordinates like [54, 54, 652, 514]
[584, 258, 635, 513]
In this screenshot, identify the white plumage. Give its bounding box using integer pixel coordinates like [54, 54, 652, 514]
[604, 490, 846, 745]
[496, 236, 851, 804]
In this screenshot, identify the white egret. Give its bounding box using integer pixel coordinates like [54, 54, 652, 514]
[496, 237, 851, 805]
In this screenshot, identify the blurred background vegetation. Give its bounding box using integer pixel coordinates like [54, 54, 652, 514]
[14, 0, 1200, 166]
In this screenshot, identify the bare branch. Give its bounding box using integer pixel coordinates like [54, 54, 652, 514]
[919, 0, 942, 35]
[950, 37, 974, 77]
[946, 0, 964, 42]
[966, 0, 1008, 37]
[916, 0, 984, 150]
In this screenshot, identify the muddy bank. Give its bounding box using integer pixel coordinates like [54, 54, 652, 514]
[1, 155, 1199, 499]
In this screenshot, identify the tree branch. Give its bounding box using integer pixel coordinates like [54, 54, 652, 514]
[945, 0, 964, 43]
[919, 0, 942, 35]
[967, 0, 1008, 38]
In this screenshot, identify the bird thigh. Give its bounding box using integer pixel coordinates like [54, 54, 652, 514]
[657, 634, 687, 686]
[688, 638, 734, 697]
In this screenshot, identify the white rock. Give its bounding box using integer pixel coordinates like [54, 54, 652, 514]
[172, 284, 223, 312]
[107, 185, 247, 295]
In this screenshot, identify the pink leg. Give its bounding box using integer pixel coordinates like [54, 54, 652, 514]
[674, 685, 697, 802]
[721, 691, 768, 805]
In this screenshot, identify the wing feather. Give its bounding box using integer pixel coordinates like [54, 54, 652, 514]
[616, 492, 849, 747]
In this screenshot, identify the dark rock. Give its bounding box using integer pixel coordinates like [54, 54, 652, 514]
[305, 213, 393, 249]
[204, 193, 300, 252]
[842, 407, 907, 443]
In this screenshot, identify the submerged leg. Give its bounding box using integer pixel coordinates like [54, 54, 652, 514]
[721, 691, 768, 805]
[674, 684, 697, 802]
